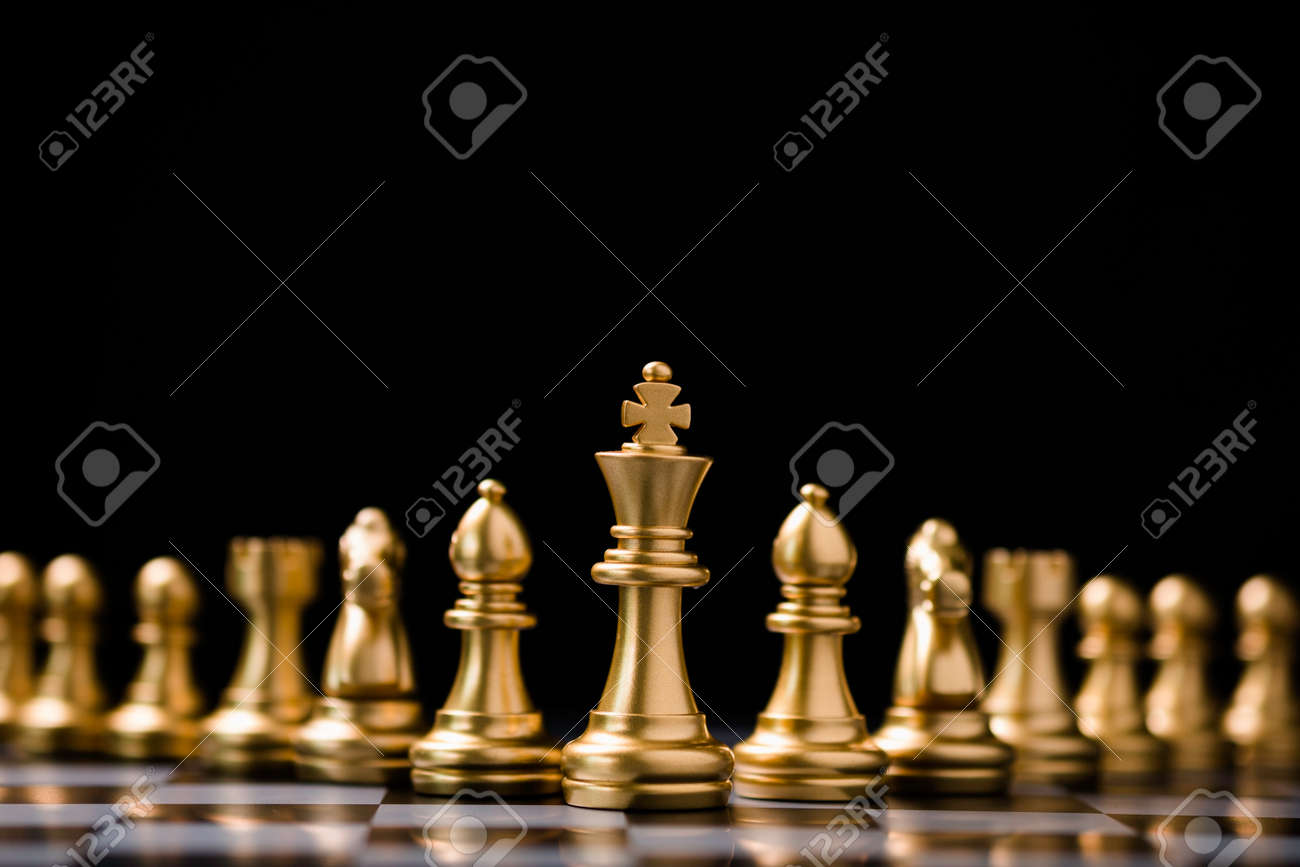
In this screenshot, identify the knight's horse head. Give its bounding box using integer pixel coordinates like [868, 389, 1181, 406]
[904, 518, 972, 614]
[339, 508, 405, 605]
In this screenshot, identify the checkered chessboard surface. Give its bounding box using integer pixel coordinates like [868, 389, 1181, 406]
[1, 759, 1297, 866]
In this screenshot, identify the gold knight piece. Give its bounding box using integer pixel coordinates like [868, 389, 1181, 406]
[561, 361, 734, 810]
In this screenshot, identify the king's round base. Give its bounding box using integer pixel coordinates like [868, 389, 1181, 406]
[293, 697, 423, 784]
[734, 714, 890, 801]
[409, 709, 561, 796]
[874, 706, 1013, 796]
[561, 712, 733, 810]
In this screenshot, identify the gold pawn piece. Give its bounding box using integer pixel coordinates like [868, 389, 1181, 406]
[561, 361, 734, 810]
[873, 519, 1012, 795]
[201, 538, 320, 774]
[1074, 575, 1164, 778]
[410, 479, 560, 795]
[105, 557, 206, 758]
[1223, 575, 1300, 775]
[733, 484, 889, 800]
[1144, 574, 1229, 773]
[0, 553, 37, 738]
[981, 549, 1098, 785]
[15, 555, 106, 754]
[295, 508, 424, 783]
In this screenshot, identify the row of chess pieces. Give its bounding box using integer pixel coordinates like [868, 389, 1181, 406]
[1, 361, 1297, 811]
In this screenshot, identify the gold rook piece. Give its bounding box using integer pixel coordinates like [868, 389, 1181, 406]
[16, 555, 106, 754]
[1223, 575, 1300, 775]
[106, 557, 206, 758]
[1144, 575, 1229, 773]
[873, 520, 1012, 795]
[733, 484, 889, 800]
[561, 361, 733, 810]
[981, 549, 1098, 785]
[410, 479, 560, 795]
[201, 538, 320, 774]
[1074, 575, 1164, 778]
[296, 508, 424, 783]
[0, 553, 37, 739]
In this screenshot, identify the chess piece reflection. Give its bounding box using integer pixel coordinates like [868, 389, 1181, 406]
[105, 557, 206, 758]
[981, 549, 1097, 785]
[410, 480, 560, 795]
[296, 508, 424, 783]
[561, 361, 733, 810]
[1223, 575, 1300, 775]
[201, 538, 320, 774]
[1074, 575, 1164, 779]
[1143, 575, 1229, 773]
[0, 553, 37, 739]
[733, 484, 889, 800]
[872, 519, 1012, 795]
[16, 555, 106, 754]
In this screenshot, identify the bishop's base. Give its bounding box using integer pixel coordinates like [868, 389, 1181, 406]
[294, 697, 423, 784]
[410, 709, 561, 796]
[873, 705, 1013, 796]
[734, 713, 890, 801]
[561, 711, 734, 810]
[105, 703, 202, 759]
[199, 703, 307, 775]
[988, 712, 1099, 786]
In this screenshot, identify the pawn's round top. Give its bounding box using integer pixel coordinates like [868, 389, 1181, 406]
[1078, 575, 1142, 631]
[642, 361, 673, 382]
[450, 479, 531, 583]
[0, 552, 36, 608]
[772, 484, 856, 586]
[1237, 574, 1298, 630]
[1149, 574, 1214, 630]
[135, 557, 199, 620]
[42, 555, 102, 613]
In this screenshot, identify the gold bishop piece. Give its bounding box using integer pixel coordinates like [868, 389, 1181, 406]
[873, 520, 1012, 795]
[0, 553, 36, 739]
[561, 361, 734, 810]
[733, 484, 890, 800]
[201, 538, 320, 774]
[16, 555, 107, 755]
[1223, 575, 1300, 775]
[1074, 575, 1164, 778]
[981, 550, 1098, 785]
[296, 508, 425, 783]
[105, 557, 206, 758]
[410, 479, 560, 795]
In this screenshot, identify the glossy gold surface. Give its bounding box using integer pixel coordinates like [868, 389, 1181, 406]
[411, 479, 560, 795]
[296, 508, 424, 783]
[733, 484, 889, 800]
[872, 520, 1012, 795]
[15, 555, 105, 755]
[561, 361, 733, 810]
[1074, 575, 1165, 778]
[0, 553, 36, 738]
[1223, 574, 1299, 774]
[1143, 574, 1229, 772]
[200, 537, 320, 774]
[105, 557, 206, 758]
[981, 549, 1097, 784]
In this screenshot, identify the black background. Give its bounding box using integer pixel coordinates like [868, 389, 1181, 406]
[9, 8, 1294, 744]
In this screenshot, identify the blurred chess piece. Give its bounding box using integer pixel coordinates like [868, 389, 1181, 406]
[1074, 575, 1164, 779]
[15, 555, 105, 754]
[296, 508, 424, 783]
[410, 480, 560, 795]
[1143, 574, 1229, 773]
[0, 553, 37, 739]
[1223, 575, 1300, 775]
[733, 484, 889, 800]
[106, 557, 206, 758]
[981, 549, 1097, 785]
[873, 519, 1012, 795]
[561, 361, 733, 810]
[201, 538, 320, 775]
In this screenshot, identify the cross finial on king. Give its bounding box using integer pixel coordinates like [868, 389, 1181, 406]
[621, 361, 691, 445]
